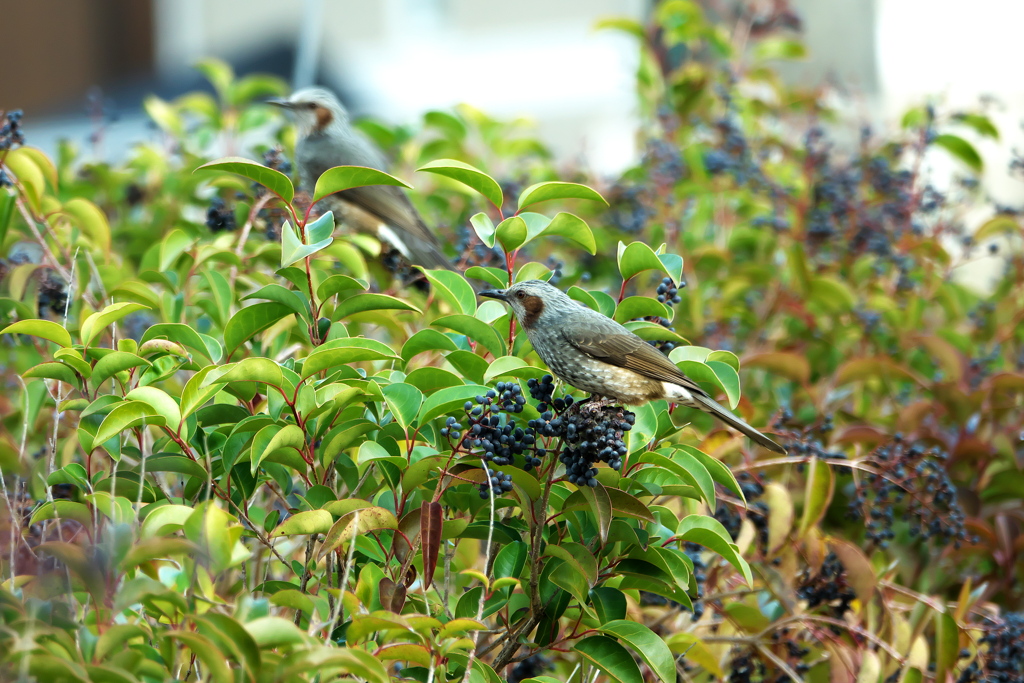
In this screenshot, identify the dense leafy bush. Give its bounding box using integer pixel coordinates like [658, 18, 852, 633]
[2, 3, 1023, 682]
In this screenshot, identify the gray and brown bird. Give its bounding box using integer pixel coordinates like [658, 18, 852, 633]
[268, 87, 455, 271]
[480, 280, 786, 453]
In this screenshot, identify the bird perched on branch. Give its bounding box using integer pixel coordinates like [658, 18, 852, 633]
[268, 87, 455, 271]
[480, 280, 786, 453]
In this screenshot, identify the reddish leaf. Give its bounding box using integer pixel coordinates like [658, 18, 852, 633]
[742, 351, 810, 384]
[420, 501, 442, 588]
[379, 576, 407, 613]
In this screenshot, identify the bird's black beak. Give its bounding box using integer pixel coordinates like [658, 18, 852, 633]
[479, 289, 508, 302]
[266, 98, 293, 108]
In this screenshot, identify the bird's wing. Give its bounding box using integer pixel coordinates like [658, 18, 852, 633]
[338, 186, 454, 271]
[339, 185, 424, 237]
[561, 326, 709, 397]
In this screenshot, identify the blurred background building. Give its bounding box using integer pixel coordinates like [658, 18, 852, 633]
[2, 0, 1023, 201]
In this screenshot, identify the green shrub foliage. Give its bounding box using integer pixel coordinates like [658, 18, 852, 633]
[1, 4, 1023, 683]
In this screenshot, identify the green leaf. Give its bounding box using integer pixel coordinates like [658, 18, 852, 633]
[80, 302, 150, 347]
[92, 352, 152, 389]
[677, 514, 753, 586]
[281, 218, 333, 268]
[590, 587, 627, 624]
[418, 384, 490, 424]
[141, 323, 219, 363]
[932, 134, 983, 173]
[953, 112, 999, 140]
[319, 506, 399, 558]
[613, 296, 673, 324]
[573, 635, 643, 683]
[383, 383, 423, 429]
[124, 386, 182, 432]
[302, 339, 401, 378]
[0, 188, 16, 247]
[244, 616, 309, 648]
[196, 157, 294, 203]
[934, 610, 960, 683]
[706, 360, 741, 409]
[423, 269, 477, 315]
[94, 401, 167, 445]
[538, 212, 597, 254]
[599, 620, 676, 683]
[617, 242, 674, 282]
[159, 228, 194, 271]
[432, 314, 506, 358]
[207, 357, 285, 391]
[5, 148, 45, 211]
[63, 198, 111, 254]
[332, 293, 421, 321]
[223, 302, 293, 359]
[1, 319, 72, 347]
[316, 274, 368, 300]
[243, 284, 310, 321]
[469, 212, 497, 248]
[166, 631, 233, 683]
[517, 181, 607, 210]
[251, 422, 305, 473]
[270, 509, 333, 537]
[417, 159, 504, 208]
[551, 558, 593, 607]
[493, 541, 528, 580]
[798, 458, 834, 537]
[753, 38, 807, 61]
[401, 329, 459, 363]
[31, 500, 94, 527]
[974, 215, 1020, 242]
[545, 542, 598, 586]
[495, 215, 528, 252]
[312, 165, 411, 205]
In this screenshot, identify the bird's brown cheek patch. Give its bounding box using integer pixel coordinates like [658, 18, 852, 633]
[315, 106, 334, 129]
[521, 295, 544, 328]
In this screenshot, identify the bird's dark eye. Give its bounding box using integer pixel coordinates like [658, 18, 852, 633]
[516, 291, 525, 299]
[306, 103, 317, 110]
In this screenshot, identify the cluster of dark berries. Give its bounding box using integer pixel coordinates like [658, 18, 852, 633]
[751, 214, 790, 232]
[771, 412, 846, 461]
[37, 269, 68, 317]
[684, 542, 707, 619]
[477, 468, 514, 499]
[206, 197, 236, 232]
[846, 436, 972, 549]
[966, 344, 1001, 390]
[526, 375, 576, 438]
[508, 654, 551, 683]
[262, 147, 292, 175]
[559, 403, 634, 486]
[700, 117, 768, 188]
[380, 246, 431, 291]
[454, 224, 501, 268]
[656, 276, 683, 305]
[726, 650, 768, 683]
[643, 138, 686, 184]
[713, 474, 770, 554]
[546, 257, 564, 286]
[607, 183, 652, 234]
[0, 110, 25, 151]
[796, 552, 856, 619]
[957, 612, 1024, 683]
[451, 384, 544, 472]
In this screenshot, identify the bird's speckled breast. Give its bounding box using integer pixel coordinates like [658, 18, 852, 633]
[529, 329, 662, 405]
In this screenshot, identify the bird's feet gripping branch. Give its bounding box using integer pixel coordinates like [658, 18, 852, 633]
[480, 280, 786, 454]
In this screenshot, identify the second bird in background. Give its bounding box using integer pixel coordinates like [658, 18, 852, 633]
[268, 88, 456, 272]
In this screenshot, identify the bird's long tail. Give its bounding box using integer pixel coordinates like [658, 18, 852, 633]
[691, 394, 787, 454]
